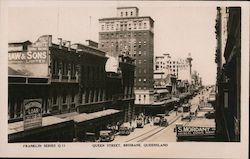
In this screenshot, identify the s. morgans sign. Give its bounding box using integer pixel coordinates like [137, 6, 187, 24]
[8, 35, 52, 77]
[176, 125, 215, 137]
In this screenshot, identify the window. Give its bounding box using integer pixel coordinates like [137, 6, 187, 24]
[138, 60, 142, 64]
[71, 94, 75, 103]
[144, 41, 146, 45]
[121, 12, 123, 17]
[101, 25, 104, 30]
[138, 78, 141, 82]
[131, 12, 133, 16]
[63, 93, 67, 104]
[125, 12, 128, 16]
[144, 22, 147, 29]
[53, 95, 57, 105]
[71, 63, 75, 77]
[138, 51, 142, 56]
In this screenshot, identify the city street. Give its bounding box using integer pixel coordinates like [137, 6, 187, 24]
[112, 87, 215, 142]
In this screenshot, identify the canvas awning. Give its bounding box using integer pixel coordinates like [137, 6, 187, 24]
[67, 109, 121, 123]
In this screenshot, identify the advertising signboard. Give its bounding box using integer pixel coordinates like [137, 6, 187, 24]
[23, 99, 42, 130]
[176, 125, 215, 137]
[8, 35, 52, 77]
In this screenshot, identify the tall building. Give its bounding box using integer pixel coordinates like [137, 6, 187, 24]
[155, 53, 191, 82]
[99, 7, 154, 107]
[215, 7, 241, 142]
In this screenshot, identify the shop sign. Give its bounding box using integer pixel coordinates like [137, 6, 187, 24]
[8, 51, 47, 64]
[23, 99, 42, 130]
[176, 125, 215, 137]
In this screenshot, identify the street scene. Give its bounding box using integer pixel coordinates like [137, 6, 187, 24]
[7, 2, 241, 143]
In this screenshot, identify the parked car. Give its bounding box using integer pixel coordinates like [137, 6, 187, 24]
[85, 132, 97, 142]
[205, 111, 215, 119]
[160, 117, 168, 127]
[99, 130, 115, 142]
[136, 117, 144, 128]
[119, 126, 131, 135]
[154, 114, 165, 125]
[181, 115, 191, 121]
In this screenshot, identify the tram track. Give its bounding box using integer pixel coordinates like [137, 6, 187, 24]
[125, 114, 182, 142]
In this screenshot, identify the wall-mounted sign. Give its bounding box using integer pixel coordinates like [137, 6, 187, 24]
[176, 125, 215, 137]
[8, 35, 52, 77]
[8, 51, 47, 64]
[23, 99, 42, 130]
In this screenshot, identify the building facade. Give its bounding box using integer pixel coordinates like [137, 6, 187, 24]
[155, 53, 192, 82]
[8, 35, 135, 142]
[99, 7, 154, 107]
[215, 7, 241, 142]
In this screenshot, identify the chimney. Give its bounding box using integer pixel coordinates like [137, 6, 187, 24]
[58, 38, 62, 49]
[68, 41, 71, 51]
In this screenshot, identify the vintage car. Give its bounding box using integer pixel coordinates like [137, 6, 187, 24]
[119, 126, 131, 135]
[181, 115, 191, 121]
[160, 117, 168, 127]
[136, 117, 145, 128]
[154, 114, 167, 126]
[99, 130, 115, 142]
[85, 132, 97, 142]
[205, 111, 215, 119]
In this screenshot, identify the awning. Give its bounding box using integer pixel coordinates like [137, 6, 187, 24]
[68, 109, 121, 123]
[8, 116, 71, 135]
[155, 89, 169, 94]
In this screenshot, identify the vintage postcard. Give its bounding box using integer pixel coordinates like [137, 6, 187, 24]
[0, 0, 249, 158]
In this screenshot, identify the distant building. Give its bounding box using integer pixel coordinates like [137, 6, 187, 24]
[215, 7, 241, 142]
[99, 7, 155, 108]
[8, 35, 135, 142]
[154, 53, 191, 83]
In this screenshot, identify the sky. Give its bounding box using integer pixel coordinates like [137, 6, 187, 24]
[8, 1, 217, 85]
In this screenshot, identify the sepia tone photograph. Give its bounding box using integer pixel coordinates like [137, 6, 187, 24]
[0, 0, 249, 158]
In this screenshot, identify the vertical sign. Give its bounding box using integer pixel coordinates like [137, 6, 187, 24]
[23, 99, 42, 130]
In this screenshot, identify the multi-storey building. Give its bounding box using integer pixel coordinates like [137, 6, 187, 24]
[99, 7, 154, 108]
[155, 53, 191, 82]
[8, 35, 135, 142]
[215, 7, 241, 142]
